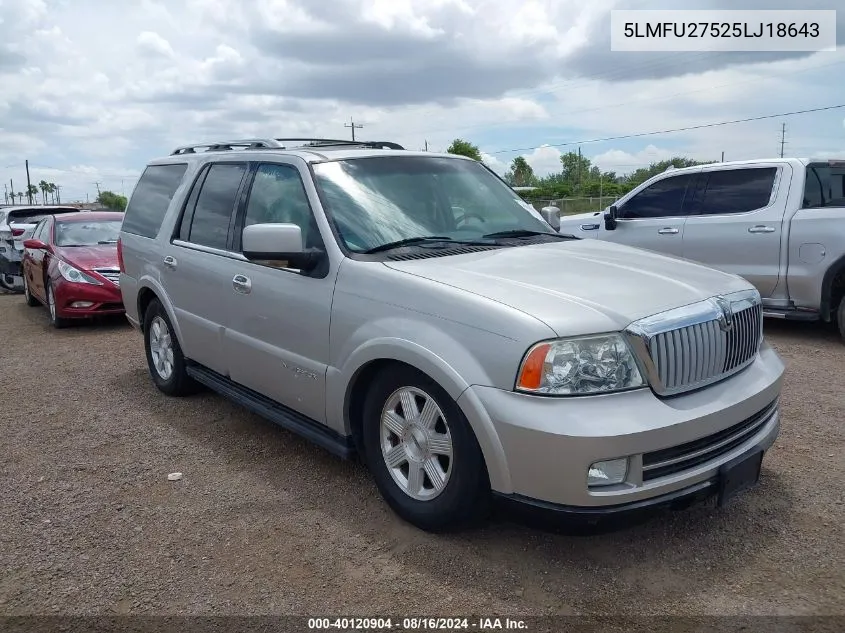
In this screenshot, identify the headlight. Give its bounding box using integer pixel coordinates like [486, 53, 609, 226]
[57, 260, 102, 285]
[515, 333, 645, 395]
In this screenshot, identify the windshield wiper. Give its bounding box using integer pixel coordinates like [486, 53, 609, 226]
[363, 236, 493, 254]
[98, 240, 118, 244]
[482, 229, 575, 240]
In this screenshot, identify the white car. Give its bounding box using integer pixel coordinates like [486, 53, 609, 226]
[0, 205, 79, 290]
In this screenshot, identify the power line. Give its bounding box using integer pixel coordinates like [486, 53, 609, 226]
[489, 103, 845, 155]
[344, 117, 364, 141]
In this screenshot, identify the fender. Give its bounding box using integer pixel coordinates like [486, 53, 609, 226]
[819, 253, 845, 321]
[135, 275, 185, 346]
[327, 334, 512, 494]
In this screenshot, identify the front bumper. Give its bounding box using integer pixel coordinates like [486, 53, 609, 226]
[54, 278, 125, 318]
[460, 342, 784, 510]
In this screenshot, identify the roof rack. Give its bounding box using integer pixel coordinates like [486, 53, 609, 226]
[170, 137, 405, 155]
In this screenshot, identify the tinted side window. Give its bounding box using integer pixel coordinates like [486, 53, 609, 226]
[619, 174, 695, 219]
[122, 164, 188, 238]
[803, 163, 845, 209]
[697, 168, 776, 215]
[187, 163, 246, 250]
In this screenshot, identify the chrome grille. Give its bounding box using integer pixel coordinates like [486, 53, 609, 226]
[626, 289, 763, 397]
[94, 268, 120, 286]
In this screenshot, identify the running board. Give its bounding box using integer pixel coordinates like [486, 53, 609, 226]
[762, 309, 819, 322]
[185, 363, 355, 460]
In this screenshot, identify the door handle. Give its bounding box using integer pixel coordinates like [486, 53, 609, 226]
[163, 255, 177, 269]
[232, 274, 252, 294]
[748, 225, 775, 233]
[657, 227, 679, 235]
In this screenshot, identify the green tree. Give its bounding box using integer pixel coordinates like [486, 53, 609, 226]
[504, 156, 537, 186]
[39, 180, 49, 205]
[446, 138, 482, 161]
[97, 190, 128, 211]
[26, 184, 38, 204]
[623, 157, 714, 189]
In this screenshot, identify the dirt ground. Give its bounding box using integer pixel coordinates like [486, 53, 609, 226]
[0, 291, 843, 617]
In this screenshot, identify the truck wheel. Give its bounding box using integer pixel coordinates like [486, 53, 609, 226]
[143, 299, 200, 396]
[362, 365, 490, 532]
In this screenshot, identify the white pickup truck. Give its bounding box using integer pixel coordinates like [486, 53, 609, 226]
[549, 158, 845, 341]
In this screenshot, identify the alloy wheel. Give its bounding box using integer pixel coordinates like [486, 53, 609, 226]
[379, 386, 453, 501]
[148, 316, 175, 380]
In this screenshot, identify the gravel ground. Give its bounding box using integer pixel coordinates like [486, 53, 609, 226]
[0, 291, 843, 617]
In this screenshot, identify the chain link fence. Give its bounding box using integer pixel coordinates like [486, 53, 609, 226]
[529, 196, 619, 216]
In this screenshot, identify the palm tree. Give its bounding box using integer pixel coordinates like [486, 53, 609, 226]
[39, 180, 49, 205]
[26, 184, 38, 205]
[48, 182, 58, 204]
[16, 192, 25, 204]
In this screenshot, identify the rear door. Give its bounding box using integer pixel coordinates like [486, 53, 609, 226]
[165, 161, 249, 376]
[681, 164, 786, 297]
[596, 172, 698, 256]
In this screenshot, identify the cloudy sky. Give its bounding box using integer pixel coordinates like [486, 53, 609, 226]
[1, 0, 844, 203]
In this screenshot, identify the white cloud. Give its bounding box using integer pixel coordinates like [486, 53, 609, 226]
[0, 0, 843, 203]
[136, 31, 175, 58]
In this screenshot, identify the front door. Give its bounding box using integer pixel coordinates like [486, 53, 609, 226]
[598, 171, 698, 257]
[223, 161, 335, 424]
[681, 164, 787, 297]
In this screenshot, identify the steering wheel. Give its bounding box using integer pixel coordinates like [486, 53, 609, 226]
[454, 211, 486, 225]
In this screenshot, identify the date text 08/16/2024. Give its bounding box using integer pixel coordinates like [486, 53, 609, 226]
[307, 617, 528, 631]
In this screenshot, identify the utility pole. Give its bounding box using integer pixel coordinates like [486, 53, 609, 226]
[721, 151, 725, 162]
[25, 159, 33, 205]
[10, 179, 14, 203]
[56, 185, 62, 204]
[577, 146, 582, 191]
[344, 117, 363, 141]
[779, 122, 787, 158]
[94, 181, 102, 197]
[3, 184, 7, 205]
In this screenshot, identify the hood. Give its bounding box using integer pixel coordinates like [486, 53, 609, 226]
[57, 244, 118, 271]
[384, 239, 753, 337]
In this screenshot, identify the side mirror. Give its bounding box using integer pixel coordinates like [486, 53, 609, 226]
[540, 205, 561, 231]
[23, 239, 49, 251]
[242, 223, 322, 271]
[604, 205, 618, 231]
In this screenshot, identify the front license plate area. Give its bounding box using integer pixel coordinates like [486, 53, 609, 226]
[717, 449, 763, 507]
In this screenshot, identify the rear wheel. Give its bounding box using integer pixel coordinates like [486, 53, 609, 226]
[45, 281, 69, 329]
[143, 299, 199, 396]
[362, 365, 490, 532]
[23, 274, 39, 306]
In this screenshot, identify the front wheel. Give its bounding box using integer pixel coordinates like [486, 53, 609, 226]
[362, 365, 490, 532]
[143, 299, 200, 396]
[45, 281, 69, 328]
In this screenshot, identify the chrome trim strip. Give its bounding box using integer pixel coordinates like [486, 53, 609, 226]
[643, 401, 777, 472]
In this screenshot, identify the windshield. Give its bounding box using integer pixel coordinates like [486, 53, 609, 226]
[55, 220, 122, 246]
[311, 156, 552, 252]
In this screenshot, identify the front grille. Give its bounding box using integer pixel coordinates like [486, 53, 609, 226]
[642, 399, 777, 481]
[94, 268, 120, 286]
[626, 290, 763, 396]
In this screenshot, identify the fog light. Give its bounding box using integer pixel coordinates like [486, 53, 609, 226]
[70, 301, 94, 308]
[588, 458, 629, 487]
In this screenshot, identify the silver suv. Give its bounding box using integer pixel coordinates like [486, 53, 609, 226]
[118, 138, 785, 532]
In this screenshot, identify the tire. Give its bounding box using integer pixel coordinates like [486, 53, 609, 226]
[0, 274, 20, 292]
[45, 281, 69, 329]
[837, 296, 845, 344]
[142, 298, 200, 396]
[362, 365, 490, 532]
[23, 274, 39, 306]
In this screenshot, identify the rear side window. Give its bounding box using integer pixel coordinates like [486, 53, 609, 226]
[803, 162, 845, 209]
[618, 173, 696, 219]
[185, 163, 247, 250]
[696, 168, 776, 215]
[122, 163, 188, 238]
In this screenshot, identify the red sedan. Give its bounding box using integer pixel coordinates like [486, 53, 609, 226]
[21, 211, 125, 328]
